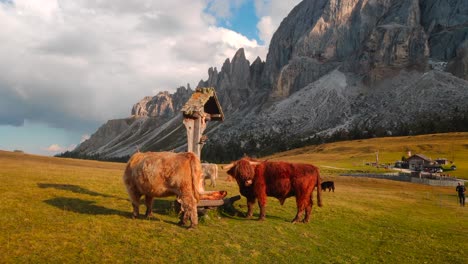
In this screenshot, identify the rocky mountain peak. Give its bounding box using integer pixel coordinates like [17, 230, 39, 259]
[221, 58, 231, 73]
[131, 96, 152, 116]
[131, 86, 192, 119]
[232, 48, 247, 62]
[72, 0, 468, 162]
[197, 48, 260, 111]
[252, 56, 262, 66]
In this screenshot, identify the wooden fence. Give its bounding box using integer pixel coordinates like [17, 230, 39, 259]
[340, 172, 462, 187]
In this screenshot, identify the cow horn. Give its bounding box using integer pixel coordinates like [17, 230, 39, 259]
[221, 163, 234, 170]
[248, 161, 261, 166]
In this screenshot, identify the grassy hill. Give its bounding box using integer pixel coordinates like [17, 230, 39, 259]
[0, 133, 467, 263]
[269, 132, 468, 179]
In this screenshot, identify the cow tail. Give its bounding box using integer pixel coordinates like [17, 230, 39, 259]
[317, 168, 323, 207]
[190, 154, 201, 202]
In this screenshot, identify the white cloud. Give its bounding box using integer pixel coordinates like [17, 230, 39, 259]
[257, 16, 274, 46]
[45, 144, 62, 152]
[0, 0, 268, 135]
[206, 0, 247, 19]
[44, 143, 76, 153]
[80, 134, 90, 143]
[14, 0, 59, 21]
[254, 0, 302, 45]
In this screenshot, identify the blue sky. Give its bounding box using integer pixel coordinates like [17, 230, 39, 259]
[0, 0, 301, 156]
[209, 0, 261, 43]
[0, 121, 84, 153]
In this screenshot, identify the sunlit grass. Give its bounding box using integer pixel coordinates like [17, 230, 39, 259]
[0, 133, 467, 263]
[269, 132, 468, 179]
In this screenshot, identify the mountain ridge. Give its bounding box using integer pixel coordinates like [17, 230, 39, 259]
[67, 0, 468, 162]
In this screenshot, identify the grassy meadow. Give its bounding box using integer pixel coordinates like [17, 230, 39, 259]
[270, 132, 468, 179]
[0, 133, 467, 263]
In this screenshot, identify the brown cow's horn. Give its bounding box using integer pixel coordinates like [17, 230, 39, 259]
[221, 163, 234, 170]
[248, 161, 261, 166]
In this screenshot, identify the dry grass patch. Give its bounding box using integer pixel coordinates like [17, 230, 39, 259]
[0, 138, 467, 263]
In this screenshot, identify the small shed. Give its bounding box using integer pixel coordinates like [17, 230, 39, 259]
[181, 87, 224, 158]
[407, 154, 432, 171]
[435, 158, 449, 165]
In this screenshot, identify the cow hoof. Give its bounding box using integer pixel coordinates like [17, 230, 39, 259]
[177, 220, 186, 226]
[187, 225, 197, 230]
[257, 217, 265, 221]
[145, 213, 153, 219]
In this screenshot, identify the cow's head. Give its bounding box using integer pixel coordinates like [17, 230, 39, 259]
[224, 158, 259, 187]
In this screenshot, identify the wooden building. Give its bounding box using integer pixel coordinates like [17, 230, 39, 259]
[407, 154, 432, 171]
[181, 87, 224, 158]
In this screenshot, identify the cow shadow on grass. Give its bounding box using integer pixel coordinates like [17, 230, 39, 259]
[37, 183, 125, 200]
[40, 182, 228, 225]
[44, 197, 128, 216]
[220, 211, 287, 222]
[150, 199, 179, 215]
[219, 204, 293, 222]
[44, 197, 182, 226]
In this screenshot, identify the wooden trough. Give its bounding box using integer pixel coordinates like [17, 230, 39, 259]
[174, 191, 240, 214]
[198, 191, 240, 208]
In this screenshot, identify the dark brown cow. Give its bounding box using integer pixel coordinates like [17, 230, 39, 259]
[225, 158, 322, 223]
[123, 151, 202, 229]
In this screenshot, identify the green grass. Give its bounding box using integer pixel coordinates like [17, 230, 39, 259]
[0, 133, 467, 263]
[269, 132, 468, 179]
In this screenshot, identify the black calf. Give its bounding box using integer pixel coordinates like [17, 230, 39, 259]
[321, 181, 335, 192]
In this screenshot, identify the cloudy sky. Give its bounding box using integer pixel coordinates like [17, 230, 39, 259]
[0, 0, 301, 155]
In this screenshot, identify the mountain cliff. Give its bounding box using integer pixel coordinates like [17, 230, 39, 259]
[69, 0, 468, 162]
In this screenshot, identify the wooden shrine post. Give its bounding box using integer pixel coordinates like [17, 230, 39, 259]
[180, 88, 239, 209]
[182, 117, 206, 158]
[181, 87, 224, 158]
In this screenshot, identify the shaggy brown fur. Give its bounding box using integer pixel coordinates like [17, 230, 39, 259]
[227, 157, 322, 223]
[123, 151, 202, 229]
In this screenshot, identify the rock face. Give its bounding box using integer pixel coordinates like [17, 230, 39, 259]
[73, 118, 139, 155]
[447, 40, 468, 80]
[420, 0, 468, 61]
[131, 86, 193, 118]
[264, 0, 434, 96]
[73, 86, 192, 157]
[71, 0, 468, 161]
[198, 48, 262, 112]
